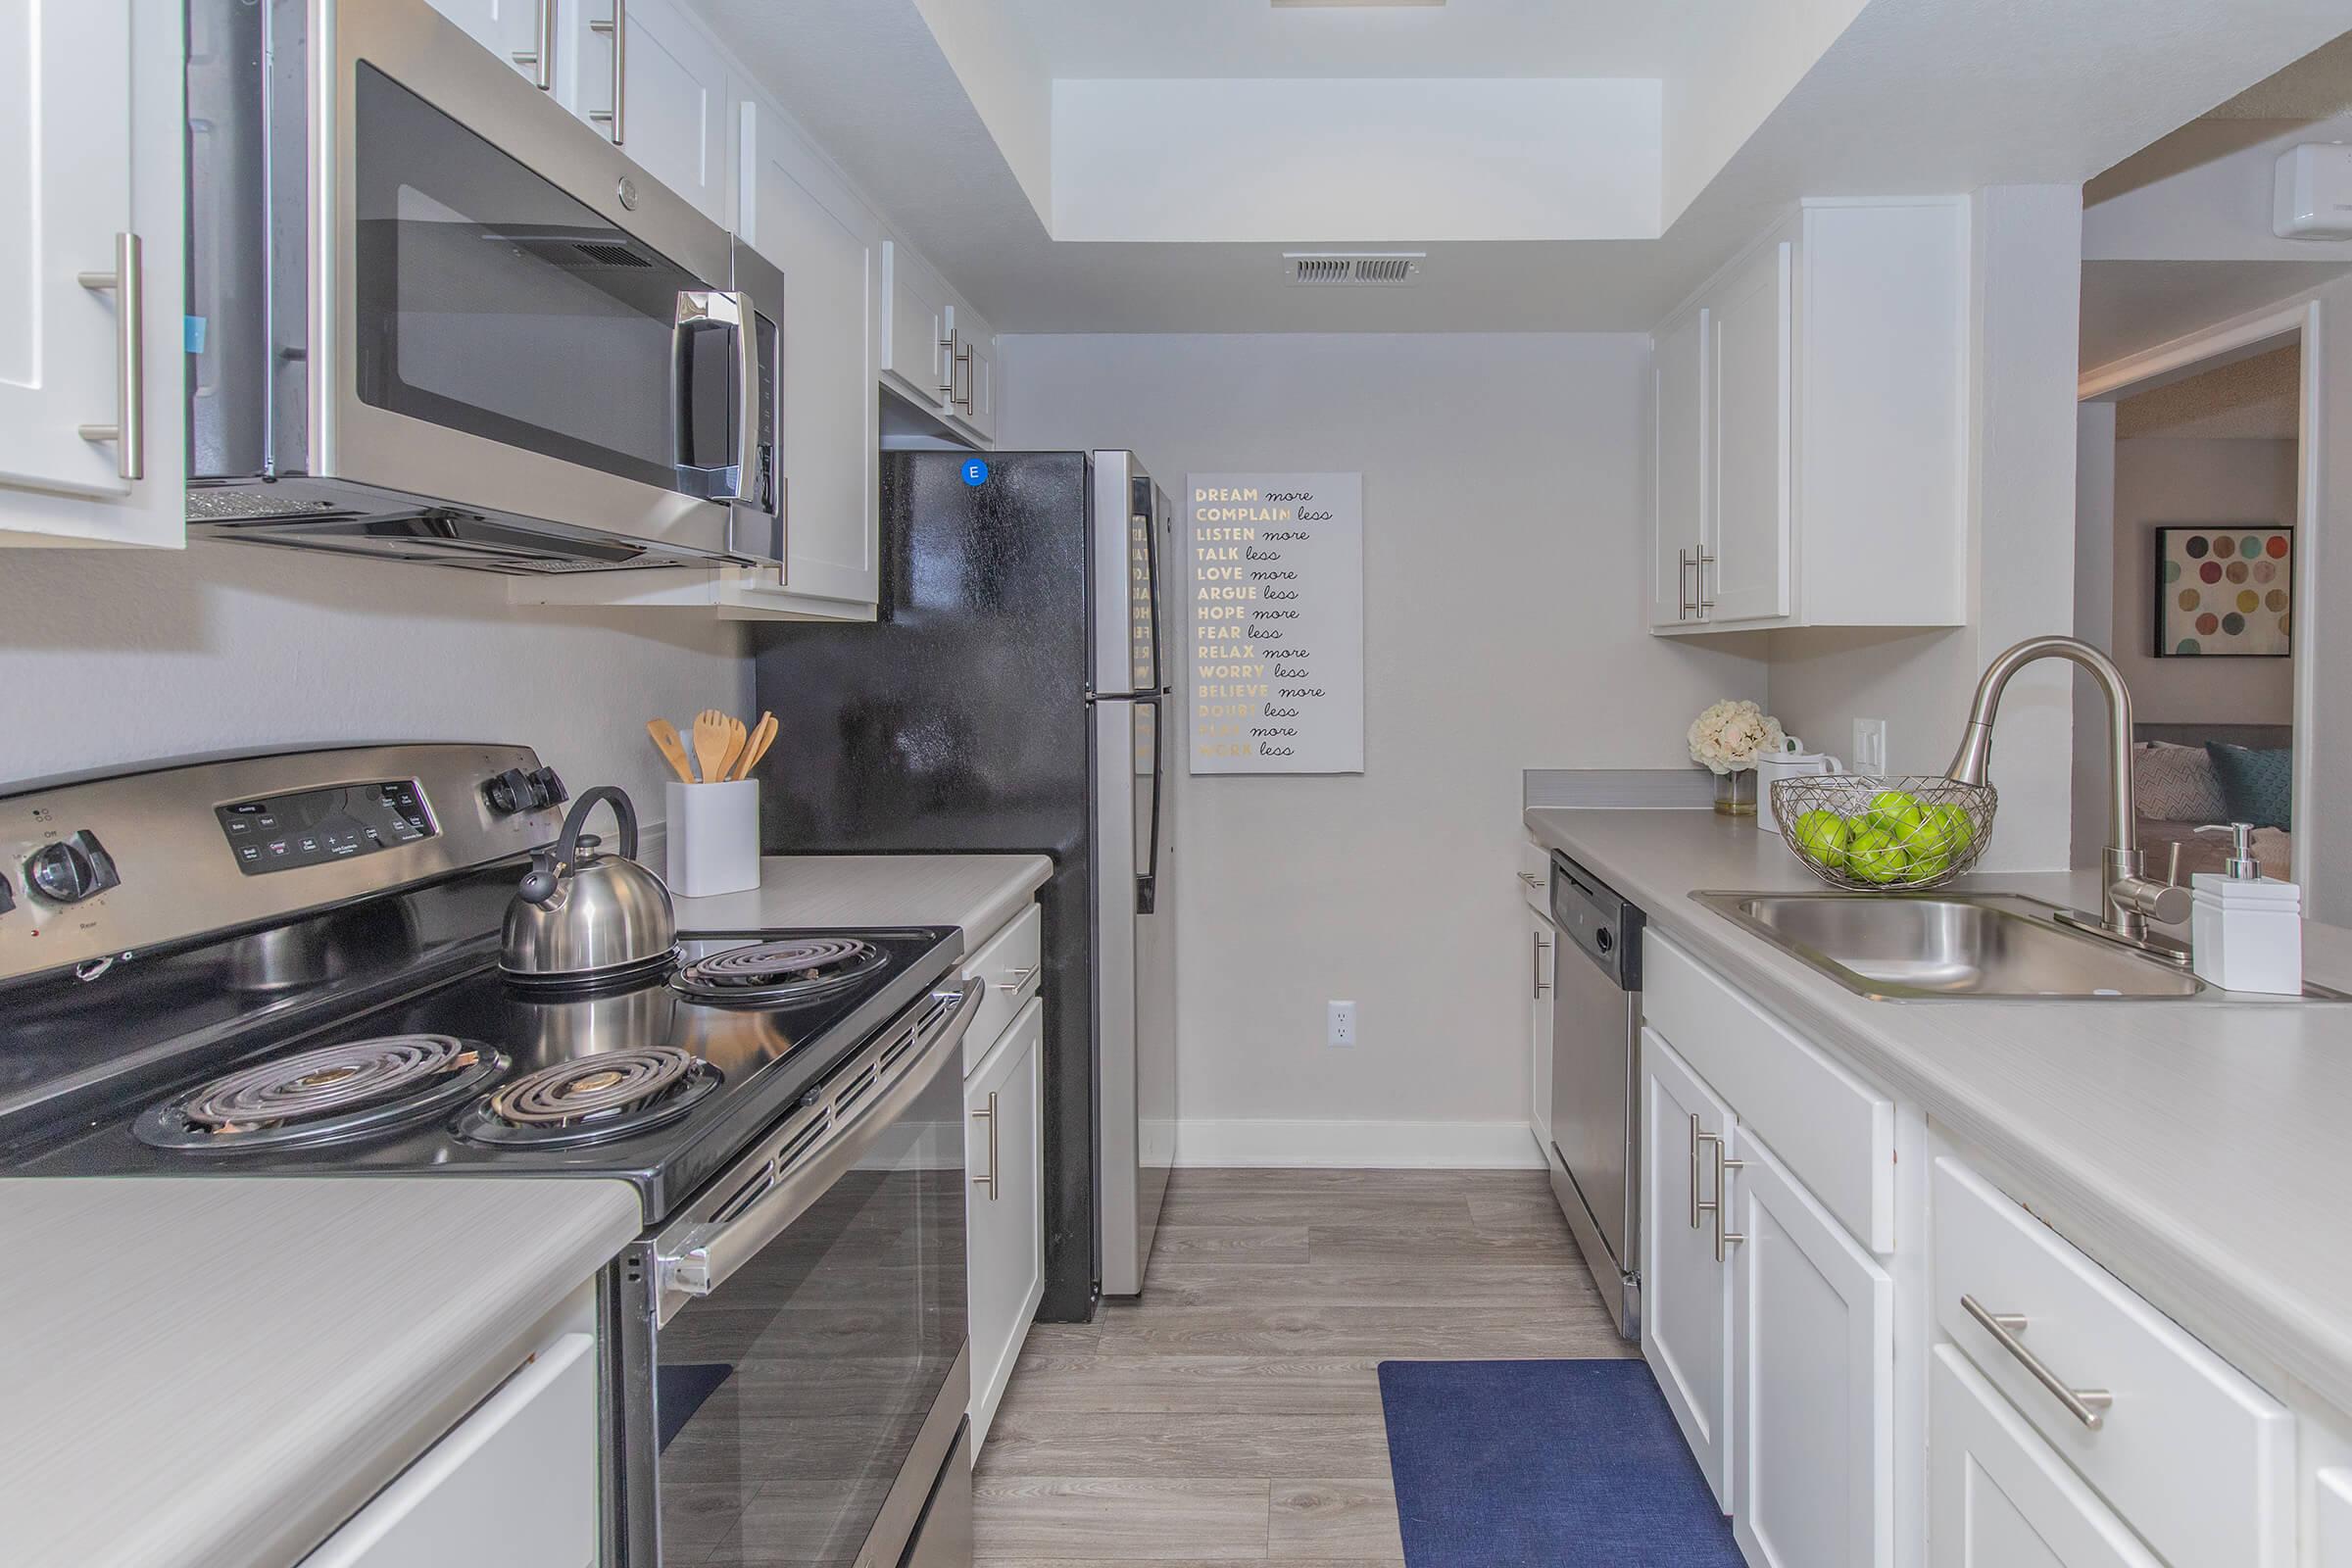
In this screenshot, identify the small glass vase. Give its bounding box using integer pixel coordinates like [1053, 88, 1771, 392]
[1713, 769, 1758, 817]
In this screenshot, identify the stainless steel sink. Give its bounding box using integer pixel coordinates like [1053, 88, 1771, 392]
[1692, 891, 2209, 1001]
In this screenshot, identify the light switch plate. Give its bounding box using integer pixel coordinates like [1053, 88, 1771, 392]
[1853, 718, 1888, 777]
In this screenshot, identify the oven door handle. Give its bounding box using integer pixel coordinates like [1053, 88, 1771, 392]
[654, 978, 983, 1312]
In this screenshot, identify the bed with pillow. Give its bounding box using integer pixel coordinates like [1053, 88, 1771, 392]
[2132, 722, 2293, 881]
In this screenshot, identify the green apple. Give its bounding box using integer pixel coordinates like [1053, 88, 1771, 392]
[1922, 802, 1976, 859]
[1844, 825, 1910, 884]
[1790, 808, 1850, 870]
[1861, 789, 1927, 841]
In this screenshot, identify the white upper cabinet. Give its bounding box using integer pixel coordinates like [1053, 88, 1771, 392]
[1649, 198, 1969, 633]
[0, 0, 184, 548]
[1650, 305, 1708, 627]
[882, 242, 954, 414]
[424, 0, 552, 87]
[945, 305, 998, 446]
[737, 97, 880, 612]
[575, 0, 732, 224]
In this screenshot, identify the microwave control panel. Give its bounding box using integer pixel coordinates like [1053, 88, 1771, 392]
[216, 781, 436, 875]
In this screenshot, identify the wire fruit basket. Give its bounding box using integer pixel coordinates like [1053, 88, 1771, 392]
[1769, 775, 1998, 893]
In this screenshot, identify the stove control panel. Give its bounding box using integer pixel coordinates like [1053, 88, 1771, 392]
[216, 781, 437, 875]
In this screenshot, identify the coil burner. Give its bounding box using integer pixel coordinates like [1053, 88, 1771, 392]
[135, 1035, 508, 1152]
[670, 937, 888, 1005]
[454, 1046, 719, 1148]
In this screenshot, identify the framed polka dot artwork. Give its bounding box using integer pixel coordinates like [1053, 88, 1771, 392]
[2155, 526, 2292, 659]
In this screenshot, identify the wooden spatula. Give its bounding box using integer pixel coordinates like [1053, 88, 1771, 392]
[733, 711, 778, 780]
[691, 709, 733, 785]
[716, 714, 750, 782]
[646, 719, 694, 785]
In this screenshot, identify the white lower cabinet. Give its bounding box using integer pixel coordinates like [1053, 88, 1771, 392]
[965, 974, 1044, 1452]
[1930, 1346, 2160, 1568]
[1732, 1128, 1894, 1568]
[300, 1330, 598, 1568]
[1641, 1029, 1736, 1508]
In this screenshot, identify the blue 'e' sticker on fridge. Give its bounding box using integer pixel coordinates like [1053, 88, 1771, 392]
[960, 459, 989, 487]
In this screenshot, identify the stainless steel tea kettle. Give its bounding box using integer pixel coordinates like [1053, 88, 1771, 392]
[500, 786, 677, 985]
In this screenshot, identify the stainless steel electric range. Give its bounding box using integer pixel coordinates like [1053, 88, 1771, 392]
[0, 743, 981, 1568]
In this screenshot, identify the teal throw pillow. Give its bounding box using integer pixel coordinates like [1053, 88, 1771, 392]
[2204, 743, 2293, 831]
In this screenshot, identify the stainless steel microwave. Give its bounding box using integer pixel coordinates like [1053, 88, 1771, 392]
[186, 0, 783, 573]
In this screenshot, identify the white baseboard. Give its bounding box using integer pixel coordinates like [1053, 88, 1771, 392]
[1173, 1118, 1547, 1170]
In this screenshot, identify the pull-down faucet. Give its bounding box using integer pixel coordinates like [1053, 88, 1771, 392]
[1945, 635, 2192, 958]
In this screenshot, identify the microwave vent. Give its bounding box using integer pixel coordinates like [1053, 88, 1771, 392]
[487, 231, 656, 270]
[568, 241, 653, 269]
[186, 489, 349, 522]
[1282, 253, 1425, 287]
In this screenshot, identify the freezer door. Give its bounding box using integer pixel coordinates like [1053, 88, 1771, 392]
[1091, 452, 1165, 697]
[1096, 694, 1175, 1296]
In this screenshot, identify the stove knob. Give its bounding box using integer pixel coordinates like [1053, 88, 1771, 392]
[25, 833, 117, 905]
[483, 767, 535, 817]
[526, 766, 567, 810]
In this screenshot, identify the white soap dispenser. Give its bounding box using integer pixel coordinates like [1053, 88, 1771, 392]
[2189, 822, 2303, 996]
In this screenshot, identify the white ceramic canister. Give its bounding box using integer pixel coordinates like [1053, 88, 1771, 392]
[1754, 741, 1843, 835]
[665, 779, 761, 897]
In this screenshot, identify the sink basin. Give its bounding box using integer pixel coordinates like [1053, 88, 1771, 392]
[1692, 891, 2207, 1001]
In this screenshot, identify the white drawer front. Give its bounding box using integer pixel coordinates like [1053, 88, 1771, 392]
[1642, 932, 1894, 1251]
[1933, 1155, 2293, 1568]
[1930, 1346, 2161, 1568]
[1519, 840, 1550, 913]
[961, 902, 1043, 1075]
[302, 1332, 597, 1568]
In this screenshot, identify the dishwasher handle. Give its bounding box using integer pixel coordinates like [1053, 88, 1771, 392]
[1547, 852, 1643, 991]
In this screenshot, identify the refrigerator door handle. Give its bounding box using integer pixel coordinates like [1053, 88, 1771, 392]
[1136, 695, 1165, 915]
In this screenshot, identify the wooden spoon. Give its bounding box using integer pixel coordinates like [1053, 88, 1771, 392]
[691, 709, 733, 785]
[716, 714, 750, 782]
[646, 719, 695, 785]
[734, 711, 779, 780]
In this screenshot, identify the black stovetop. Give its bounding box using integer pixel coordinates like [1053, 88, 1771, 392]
[10, 923, 962, 1223]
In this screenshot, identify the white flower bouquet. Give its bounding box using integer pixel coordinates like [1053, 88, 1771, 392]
[1687, 699, 1786, 776]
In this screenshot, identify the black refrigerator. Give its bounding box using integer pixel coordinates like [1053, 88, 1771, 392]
[749, 450, 1178, 1321]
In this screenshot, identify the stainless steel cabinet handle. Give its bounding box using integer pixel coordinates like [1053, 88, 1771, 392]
[1960, 1295, 2113, 1430]
[588, 1, 626, 144]
[1531, 931, 1551, 999]
[75, 233, 144, 481]
[970, 1090, 999, 1200]
[1693, 1124, 1743, 1261]
[954, 340, 975, 413]
[992, 963, 1039, 994]
[512, 0, 556, 88]
[1677, 548, 1695, 620]
[1696, 548, 1717, 615]
[938, 328, 958, 405]
[1517, 871, 1544, 889]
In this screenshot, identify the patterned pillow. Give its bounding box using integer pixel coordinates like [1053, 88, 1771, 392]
[2206, 743, 2294, 831]
[2133, 742, 2229, 823]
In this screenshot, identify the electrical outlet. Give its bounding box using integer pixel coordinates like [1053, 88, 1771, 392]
[1853, 718, 1888, 777]
[1326, 1001, 1357, 1048]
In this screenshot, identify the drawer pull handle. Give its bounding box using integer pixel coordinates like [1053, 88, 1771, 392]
[1691, 1120, 1744, 1260]
[1961, 1294, 2113, 1430]
[970, 1091, 999, 1200]
[1517, 870, 1544, 889]
[992, 963, 1039, 994]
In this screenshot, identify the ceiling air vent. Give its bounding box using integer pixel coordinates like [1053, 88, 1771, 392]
[1282, 253, 1426, 287]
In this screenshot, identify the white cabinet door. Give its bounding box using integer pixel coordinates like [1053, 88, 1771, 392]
[423, 0, 550, 86]
[589, 0, 729, 223]
[946, 314, 996, 446]
[1528, 907, 1554, 1150]
[1708, 239, 1792, 623]
[1929, 1347, 2161, 1568]
[967, 996, 1045, 1452]
[1650, 305, 1708, 628]
[2317, 1467, 2352, 1568]
[737, 99, 879, 611]
[882, 242, 952, 413]
[0, 0, 183, 546]
[1641, 1028, 1737, 1508]
[1731, 1129, 1893, 1568]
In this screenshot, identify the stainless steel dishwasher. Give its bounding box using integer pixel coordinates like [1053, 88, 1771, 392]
[1546, 850, 1645, 1341]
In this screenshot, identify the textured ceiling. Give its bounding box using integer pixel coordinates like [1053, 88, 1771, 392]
[2117, 344, 2301, 439]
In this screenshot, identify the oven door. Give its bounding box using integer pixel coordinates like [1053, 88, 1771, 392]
[617, 981, 983, 1566]
[308, 0, 779, 562]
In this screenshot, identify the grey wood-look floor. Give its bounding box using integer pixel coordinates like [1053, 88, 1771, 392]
[973, 1166, 1634, 1564]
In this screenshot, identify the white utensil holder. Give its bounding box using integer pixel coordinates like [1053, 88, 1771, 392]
[665, 780, 760, 897]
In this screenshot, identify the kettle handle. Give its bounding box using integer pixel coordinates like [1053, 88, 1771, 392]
[519, 786, 639, 906]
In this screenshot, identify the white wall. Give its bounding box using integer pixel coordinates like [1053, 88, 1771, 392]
[1000, 332, 1769, 1164]
[2111, 437, 2299, 722]
[0, 543, 748, 811]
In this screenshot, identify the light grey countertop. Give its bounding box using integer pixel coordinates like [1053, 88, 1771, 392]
[1526, 807, 2352, 1422]
[669, 853, 1054, 950]
[0, 1176, 641, 1568]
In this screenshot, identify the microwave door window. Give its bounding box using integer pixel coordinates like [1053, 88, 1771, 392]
[352, 64, 699, 493]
